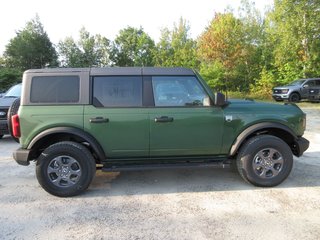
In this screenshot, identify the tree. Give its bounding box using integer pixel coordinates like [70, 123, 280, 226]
[109, 27, 155, 66]
[267, 0, 320, 83]
[0, 68, 22, 91]
[4, 15, 57, 70]
[198, 12, 247, 91]
[58, 27, 110, 67]
[154, 18, 198, 68]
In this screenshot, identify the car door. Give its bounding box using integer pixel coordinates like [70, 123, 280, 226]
[84, 75, 149, 158]
[148, 75, 224, 157]
[301, 80, 315, 98]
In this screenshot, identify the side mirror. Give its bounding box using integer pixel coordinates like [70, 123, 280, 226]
[303, 84, 309, 88]
[215, 92, 226, 106]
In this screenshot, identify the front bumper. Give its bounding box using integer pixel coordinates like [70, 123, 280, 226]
[272, 94, 289, 100]
[13, 148, 31, 166]
[0, 119, 9, 135]
[293, 137, 309, 157]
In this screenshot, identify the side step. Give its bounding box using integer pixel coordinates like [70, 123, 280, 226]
[101, 161, 230, 172]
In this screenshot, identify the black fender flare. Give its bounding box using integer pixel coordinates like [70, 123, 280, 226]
[229, 122, 297, 156]
[28, 127, 106, 161]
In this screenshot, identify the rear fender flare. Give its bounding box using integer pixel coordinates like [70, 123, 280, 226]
[28, 127, 106, 161]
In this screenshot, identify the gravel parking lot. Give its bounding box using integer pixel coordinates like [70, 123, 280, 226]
[0, 107, 319, 240]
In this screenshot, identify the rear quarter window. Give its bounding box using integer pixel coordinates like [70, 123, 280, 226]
[30, 76, 80, 103]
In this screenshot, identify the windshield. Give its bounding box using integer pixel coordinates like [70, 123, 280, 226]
[5, 84, 22, 98]
[288, 80, 306, 86]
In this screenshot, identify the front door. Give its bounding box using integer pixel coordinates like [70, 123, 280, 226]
[149, 76, 224, 157]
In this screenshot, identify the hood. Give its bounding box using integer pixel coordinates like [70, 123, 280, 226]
[225, 98, 303, 114]
[0, 96, 18, 107]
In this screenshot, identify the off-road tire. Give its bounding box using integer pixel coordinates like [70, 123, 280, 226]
[237, 135, 293, 187]
[7, 98, 20, 143]
[36, 141, 96, 197]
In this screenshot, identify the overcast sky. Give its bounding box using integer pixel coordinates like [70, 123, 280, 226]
[0, 0, 273, 54]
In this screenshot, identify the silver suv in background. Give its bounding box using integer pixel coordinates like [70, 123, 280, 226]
[272, 78, 320, 102]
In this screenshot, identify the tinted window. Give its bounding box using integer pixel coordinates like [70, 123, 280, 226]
[315, 80, 320, 86]
[306, 80, 315, 87]
[152, 76, 210, 107]
[93, 76, 142, 107]
[31, 76, 79, 103]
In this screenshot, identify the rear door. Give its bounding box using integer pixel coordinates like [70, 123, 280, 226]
[84, 75, 149, 158]
[148, 75, 224, 157]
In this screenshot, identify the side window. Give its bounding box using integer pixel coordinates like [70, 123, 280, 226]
[93, 76, 142, 107]
[315, 80, 320, 86]
[307, 80, 315, 87]
[152, 76, 210, 107]
[31, 76, 79, 103]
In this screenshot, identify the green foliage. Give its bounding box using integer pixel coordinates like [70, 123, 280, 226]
[58, 27, 110, 67]
[109, 27, 155, 66]
[267, 0, 320, 80]
[250, 68, 275, 100]
[4, 15, 57, 70]
[154, 18, 199, 69]
[0, 68, 22, 91]
[199, 61, 226, 91]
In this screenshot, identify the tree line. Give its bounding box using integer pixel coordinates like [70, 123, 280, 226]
[1, 0, 320, 99]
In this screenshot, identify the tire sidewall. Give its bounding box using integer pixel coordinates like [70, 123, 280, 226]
[36, 142, 95, 197]
[7, 98, 20, 143]
[289, 93, 300, 102]
[238, 136, 293, 187]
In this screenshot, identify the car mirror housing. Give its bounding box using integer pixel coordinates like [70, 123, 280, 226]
[215, 92, 226, 106]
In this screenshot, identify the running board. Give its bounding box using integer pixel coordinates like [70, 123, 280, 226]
[101, 161, 230, 172]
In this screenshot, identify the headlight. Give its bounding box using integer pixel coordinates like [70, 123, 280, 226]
[282, 89, 289, 94]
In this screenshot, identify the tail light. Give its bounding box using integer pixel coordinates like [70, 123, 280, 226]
[12, 114, 21, 138]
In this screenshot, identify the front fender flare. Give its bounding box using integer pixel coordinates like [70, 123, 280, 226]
[229, 122, 297, 156]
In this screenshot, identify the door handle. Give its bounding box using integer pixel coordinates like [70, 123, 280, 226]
[90, 117, 109, 123]
[154, 116, 174, 123]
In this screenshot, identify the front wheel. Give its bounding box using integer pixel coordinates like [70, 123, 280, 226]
[237, 135, 293, 187]
[36, 141, 96, 197]
[289, 93, 300, 102]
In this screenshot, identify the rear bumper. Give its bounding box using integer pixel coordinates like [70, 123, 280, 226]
[293, 137, 309, 157]
[13, 148, 31, 166]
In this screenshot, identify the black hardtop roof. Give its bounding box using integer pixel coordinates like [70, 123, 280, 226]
[25, 67, 195, 76]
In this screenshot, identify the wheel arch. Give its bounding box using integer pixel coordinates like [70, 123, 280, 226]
[289, 91, 301, 100]
[28, 127, 106, 163]
[229, 122, 298, 157]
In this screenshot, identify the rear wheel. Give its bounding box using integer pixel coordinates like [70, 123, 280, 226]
[7, 98, 20, 143]
[237, 135, 293, 187]
[36, 141, 96, 197]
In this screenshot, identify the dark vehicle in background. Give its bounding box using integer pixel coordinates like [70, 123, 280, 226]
[272, 78, 320, 102]
[308, 88, 320, 102]
[0, 83, 21, 139]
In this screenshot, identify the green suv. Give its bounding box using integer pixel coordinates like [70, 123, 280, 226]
[12, 67, 309, 197]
